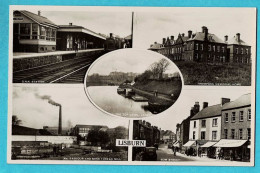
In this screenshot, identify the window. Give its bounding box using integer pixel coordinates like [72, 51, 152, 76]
[239, 129, 243, 139]
[196, 43, 199, 50]
[231, 129, 235, 139]
[236, 48, 239, 54]
[246, 49, 249, 55]
[222, 47, 225, 53]
[208, 45, 211, 51]
[241, 48, 244, 54]
[247, 128, 251, 140]
[213, 45, 215, 52]
[201, 44, 203, 50]
[217, 46, 220, 52]
[225, 113, 228, 122]
[32, 24, 38, 39]
[193, 131, 196, 140]
[231, 112, 236, 122]
[248, 109, 251, 120]
[40, 26, 46, 39]
[212, 118, 218, 127]
[20, 23, 31, 39]
[224, 129, 228, 139]
[202, 120, 206, 127]
[201, 131, 205, 140]
[212, 131, 217, 140]
[194, 121, 196, 128]
[239, 111, 244, 121]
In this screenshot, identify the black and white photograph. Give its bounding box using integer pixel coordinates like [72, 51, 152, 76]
[132, 86, 253, 165]
[8, 6, 256, 166]
[85, 49, 183, 117]
[133, 8, 255, 85]
[12, 9, 133, 83]
[11, 85, 129, 161]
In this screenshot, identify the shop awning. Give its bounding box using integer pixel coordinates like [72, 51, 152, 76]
[183, 141, 195, 147]
[213, 139, 247, 148]
[200, 141, 217, 148]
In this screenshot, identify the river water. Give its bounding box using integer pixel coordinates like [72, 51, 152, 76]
[86, 86, 151, 117]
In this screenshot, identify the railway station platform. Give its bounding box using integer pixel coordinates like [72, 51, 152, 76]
[12, 49, 105, 72]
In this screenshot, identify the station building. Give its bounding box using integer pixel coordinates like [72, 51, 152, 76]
[56, 23, 106, 51]
[13, 10, 59, 53]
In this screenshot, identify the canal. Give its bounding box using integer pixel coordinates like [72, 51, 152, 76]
[86, 86, 152, 117]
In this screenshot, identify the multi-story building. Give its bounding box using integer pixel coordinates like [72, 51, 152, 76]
[72, 124, 108, 138]
[216, 93, 251, 161]
[13, 10, 59, 52]
[225, 34, 251, 64]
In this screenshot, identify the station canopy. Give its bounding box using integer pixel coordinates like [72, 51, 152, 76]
[200, 141, 217, 148]
[183, 141, 195, 147]
[213, 139, 247, 148]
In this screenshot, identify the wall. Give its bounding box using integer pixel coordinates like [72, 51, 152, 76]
[12, 135, 77, 144]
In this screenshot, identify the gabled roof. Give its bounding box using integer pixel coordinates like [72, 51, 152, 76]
[187, 32, 225, 44]
[226, 36, 250, 46]
[18, 10, 58, 28]
[222, 93, 251, 110]
[191, 104, 222, 120]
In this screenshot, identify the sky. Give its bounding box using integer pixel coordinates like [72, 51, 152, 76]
[87, 49, 179, 76]
[12, 85, 129, 129]
[133, 8, 256, 54]
[143, 86, 251, 132]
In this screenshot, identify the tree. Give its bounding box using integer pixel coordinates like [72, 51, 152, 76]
[87, 129, 110, 146]
[12, 115, 22, 126]
[157, 59, 170, 79]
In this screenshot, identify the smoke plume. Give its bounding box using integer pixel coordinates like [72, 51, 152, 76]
[35, 93, 61, 106]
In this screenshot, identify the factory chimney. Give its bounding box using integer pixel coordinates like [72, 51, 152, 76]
[58, 105, 62, 135]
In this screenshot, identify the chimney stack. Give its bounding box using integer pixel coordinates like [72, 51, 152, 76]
[202, 26, 208, 41]
[224, 35, 228, 42]
[203, 102, 208, 109]
[221, 98, 230, 106]
[236, 33, 241, 42]
[188, 30, 192, 38]
[110, 33, 113, 38]
[190, 107, 195, 117]
[154, 42, 157, 44]
[182, 33, 185, 37]
[193, 102, 200, 114]
[162, 38, 166, 45]
[38, 11, 41, 16]
[171, 36, 174, 40]
[69, 23, 73, 26]
[58, 105, 62, 135]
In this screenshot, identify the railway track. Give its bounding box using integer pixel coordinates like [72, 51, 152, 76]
[13, 57, 94, 83]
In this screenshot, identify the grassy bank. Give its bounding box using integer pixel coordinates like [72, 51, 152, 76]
[175, 61, 251, 85]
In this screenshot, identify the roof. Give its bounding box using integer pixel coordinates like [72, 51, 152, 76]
[188, 32, 225, 44]
[58, 25, 106, 40]
[12, 125, 52, 135]
[226, 36, 250, 46]
[183, 141, 195, 147]
[213, 139, 247, 148]
[201, 141, 217, 148]
[18, 10, 58, 28]
[191, 104, 222, 120]
[74, 124, 108, 129]
[149, 43, 162, 50]
[222, 93, 251, 110]
[124, 35, 132, 40]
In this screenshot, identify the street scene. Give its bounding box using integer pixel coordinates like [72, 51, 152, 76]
[132, 86, 253, 163]
[133, 8, 255, 85]
[85, 49, 182, 117]
[11, 85, 129, 160]
[12, 9, 132, 83]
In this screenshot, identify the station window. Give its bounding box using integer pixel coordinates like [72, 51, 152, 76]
[40, 26, 46, 39]
[32, 24, 38, 39]
[217, 46, 220, 52]
[201, 44, 203, 51]
[195, 43, 199, 50]
[20, 23, 31, 39]
[236, 48, 239, 54]
[246, 49, 249, 55]
[212, 45, 215, 52]
[222, 47, 225, 53]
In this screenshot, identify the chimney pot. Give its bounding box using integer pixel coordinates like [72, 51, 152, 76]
[171, 36, 174, 40]
[69, 23, 72, 26]
[182, 33, 185, 37]
[110, 33, 113, 38]
[236, 33, 241, 42]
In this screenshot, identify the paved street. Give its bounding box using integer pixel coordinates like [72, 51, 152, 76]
[156, 144, 194, 161]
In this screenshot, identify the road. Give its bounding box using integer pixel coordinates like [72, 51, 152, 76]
[156, 144, 194, 161]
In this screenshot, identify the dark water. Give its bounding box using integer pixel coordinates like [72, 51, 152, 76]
[87, 86, 152, 117]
